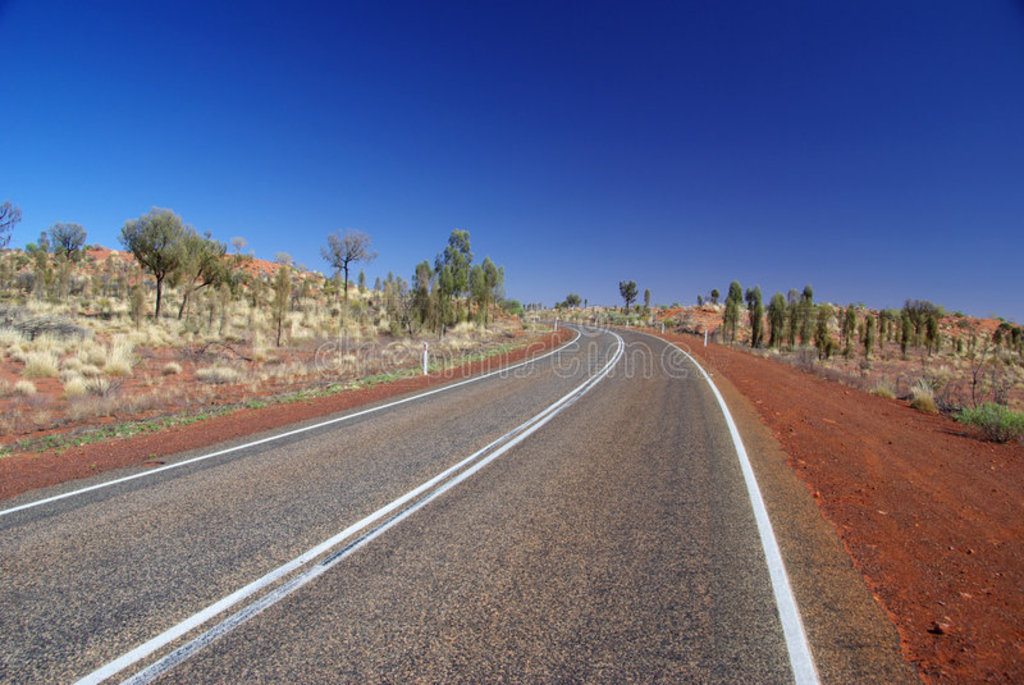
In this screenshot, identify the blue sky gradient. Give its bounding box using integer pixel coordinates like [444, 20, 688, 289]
[2, 1, 1022, 320]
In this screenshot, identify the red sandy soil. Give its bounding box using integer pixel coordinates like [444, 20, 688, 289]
[659, 330, 1024, 683]
[0, 329, 570, 502]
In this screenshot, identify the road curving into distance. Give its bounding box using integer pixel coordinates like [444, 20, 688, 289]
[0, 325, 914, 683]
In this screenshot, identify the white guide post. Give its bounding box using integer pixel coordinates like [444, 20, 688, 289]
[422, 342, 428, 375]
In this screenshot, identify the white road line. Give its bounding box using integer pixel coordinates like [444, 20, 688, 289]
[645, 331, 820, 685]
[0, 331, 580, 519]
[74, 330, 622, 684]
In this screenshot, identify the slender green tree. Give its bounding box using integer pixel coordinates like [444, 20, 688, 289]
[799, 284, 815, 345]
[767, 292, 787, 347]
[786, 289, 801, 346]
[271, 264, 292, 346]
[745, 286, 764, 347]
[815, 304, 835, 359]
[435, 230, 473, 325]
[863, 313, 875, 358]
[723, 281, 742, 342]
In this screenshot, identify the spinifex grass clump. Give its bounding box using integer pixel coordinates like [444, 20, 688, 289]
[956, 403, 1024, 443]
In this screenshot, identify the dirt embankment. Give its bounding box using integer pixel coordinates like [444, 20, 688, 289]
[660, 331, 1024, 683]
[0, 329, 571, 503]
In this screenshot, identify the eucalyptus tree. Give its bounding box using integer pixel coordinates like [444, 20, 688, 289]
[321, 229, 376, 301]
[120, 208, 187, 318]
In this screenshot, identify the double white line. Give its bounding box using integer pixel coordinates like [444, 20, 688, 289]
[77, 330, 624, 684]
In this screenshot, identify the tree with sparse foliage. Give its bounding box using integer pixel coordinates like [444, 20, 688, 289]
[271, 264, 292, 346]
[563, 293, 582, 308]
[619, 280, 638, 312]
[120, 208, 187, 319]
[643, 288, 651, 313]
[710, 288, 720, 305]
[0, 200, 22, 248]
[49, 222, 87, 260]
[321, 229, 376, 301]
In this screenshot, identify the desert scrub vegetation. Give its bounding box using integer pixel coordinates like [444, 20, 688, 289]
[0, 220, 538, 452]
[956, 403, 1024, 443]
[195, 365, 244, 384]
[909, 379, 939, 414]
[21, 350, 60, 378]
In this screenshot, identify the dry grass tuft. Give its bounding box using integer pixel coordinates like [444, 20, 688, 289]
[63, 375, 89, 399]
[162, 361, 183, 376]
[104, 341, 134, 376]
[14, 379, 37, 396]
[22, 351, 60, 379]
[196, 365, 243, 384]
[910, 379, 938, 414]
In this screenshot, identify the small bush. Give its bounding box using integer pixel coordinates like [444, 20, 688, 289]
[956, 403, 1024, 443]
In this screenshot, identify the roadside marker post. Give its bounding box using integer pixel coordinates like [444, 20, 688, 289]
[704, 330, 708, 347]
[422, 342, 428, 375]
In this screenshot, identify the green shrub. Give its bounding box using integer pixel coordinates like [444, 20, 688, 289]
[956, 403, 1024, 443]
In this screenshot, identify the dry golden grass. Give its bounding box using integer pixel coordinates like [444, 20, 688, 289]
[196, 365, 243, 384]
[22, 351, 60, 379]
[162, 362, 183, 376]
[13, 379, 36, 396]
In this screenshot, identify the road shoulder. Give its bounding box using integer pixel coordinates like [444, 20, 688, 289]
[703, 361, 919, 683]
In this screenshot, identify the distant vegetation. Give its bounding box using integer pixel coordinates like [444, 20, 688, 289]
[542, 275, 1024, 440]
[0, 205, 535, 443]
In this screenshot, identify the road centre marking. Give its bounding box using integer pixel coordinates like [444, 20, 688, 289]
[75, 329, 622, 685]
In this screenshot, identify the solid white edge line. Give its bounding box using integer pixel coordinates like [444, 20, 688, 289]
[1, 330, 581, 519]
[75, 329, 621, 684]
[638, 330, 819, 685]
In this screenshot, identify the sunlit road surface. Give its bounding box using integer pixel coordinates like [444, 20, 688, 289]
[1, 325, 911, 683]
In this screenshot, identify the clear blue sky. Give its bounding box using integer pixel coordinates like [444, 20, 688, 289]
[2, 1, 1022, 320]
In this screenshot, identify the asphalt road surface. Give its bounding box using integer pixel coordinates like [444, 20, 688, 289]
[0, 326, 915, 683]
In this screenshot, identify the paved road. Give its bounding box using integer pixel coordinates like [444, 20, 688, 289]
[0, 326, 911, 683]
